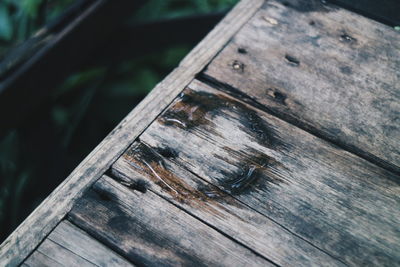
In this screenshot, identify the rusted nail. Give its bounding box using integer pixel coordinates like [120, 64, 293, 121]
[231, 60, 245, 73]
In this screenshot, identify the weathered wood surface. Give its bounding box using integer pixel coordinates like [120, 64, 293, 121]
[124, 79, 400, 266]
[0, 0, 265, 265]
[23, 221, 132, 267]
[68, 175, 271, 267]
[112, 142, 344, 266]
[3, 0, 400, 266]
[202, 0, 400, 174]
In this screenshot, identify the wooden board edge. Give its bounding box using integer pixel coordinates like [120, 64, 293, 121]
[0, 0, 265, 265]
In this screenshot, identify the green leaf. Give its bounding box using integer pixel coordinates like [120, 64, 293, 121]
[0, 5, 13, 41]
[54, 67, 106, 98]
[394, 26, 400, 31]
[134, 68, 160, 92]
[52, 106, 69, 127]
[20, 0, 42, 18]
[194, 0, 211, 12]
[160, 45, 191, 68]
[0, 131, 19, 175]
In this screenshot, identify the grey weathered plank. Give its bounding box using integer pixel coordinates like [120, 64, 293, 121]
[23, 221, 132, 266]
[68, 175, 271, 267]
[0, 0, 265, 265]
[134, 79, 400, 266]
[111, 141, 344, 266]
[202, 0, 400, 173]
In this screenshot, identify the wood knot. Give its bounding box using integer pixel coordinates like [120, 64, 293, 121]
[237, 47, 247, 54]
[284, 54, 300, 66]
[339, 33, 357, 44]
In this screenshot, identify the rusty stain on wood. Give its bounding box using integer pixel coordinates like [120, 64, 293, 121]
[159, 88, 287, 151]
[68, 176, 271, 266]
[136, 79, 400, 266]
[123, 142, 237, 215]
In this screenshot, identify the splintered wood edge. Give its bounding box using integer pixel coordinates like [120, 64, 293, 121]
[0, 0, 265, 265]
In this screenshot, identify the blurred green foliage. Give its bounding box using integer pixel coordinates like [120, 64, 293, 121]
[0, 0, 238, 241]
[135, 0, 237, 20]
[0, 0, 75, 57]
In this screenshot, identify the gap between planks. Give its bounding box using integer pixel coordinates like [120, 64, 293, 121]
[68, 175, 274, 267]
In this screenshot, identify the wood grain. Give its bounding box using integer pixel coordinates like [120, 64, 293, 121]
[202, 0, 400, 174]
[112, 141, 345, 266]
[0, 0, 265, 265]
[134, 79, 400, 266]
[23, 221, 132, 266]
[68, 175, 271, 267]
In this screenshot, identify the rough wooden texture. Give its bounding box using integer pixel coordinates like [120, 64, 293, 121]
[23, 221, 132, 266]
[4, 0, 399, 265]
[112, 142, 344, 266]
[129, 79, 400, 266]
[68, 175, 271, 267]
[202, 0, 400, 174]
[0, 0, 265, 265]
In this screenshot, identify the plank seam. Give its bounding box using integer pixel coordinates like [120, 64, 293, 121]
[179, 165, 349, 266]
[109, 143, 347, 266]
[197, 73, 400, 176]
[19, 218, 65, 265]
[46, 238, 100, 266]
[106, 171, 280, 267]
[65, 218, 137, 266]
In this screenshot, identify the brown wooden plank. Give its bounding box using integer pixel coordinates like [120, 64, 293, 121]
[0, 0, 265, 265]
[23, 221, 132, 266]
[68, 175, 272, 267]
[202, 0, 400, 174]
[112, 141, 345, 266]
[132, 79, 400, 266]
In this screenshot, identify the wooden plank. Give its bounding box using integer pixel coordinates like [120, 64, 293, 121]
[134, 79, 400, 266]
[202, 0, 400, 174]
[111, 142, 345, 266]
[0, 0, 264, 265]
[23, 221, 132, 266]
[68, 175, 271, 267]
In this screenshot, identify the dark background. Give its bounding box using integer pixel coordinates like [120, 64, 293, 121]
[0, 0, 398, 242]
